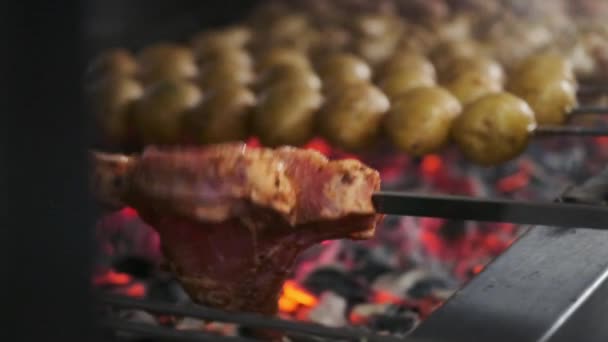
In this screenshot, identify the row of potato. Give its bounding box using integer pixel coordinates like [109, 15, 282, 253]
[86, 0, 603, 166]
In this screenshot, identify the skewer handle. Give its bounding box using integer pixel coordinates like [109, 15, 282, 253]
[535, 126, 608, 137]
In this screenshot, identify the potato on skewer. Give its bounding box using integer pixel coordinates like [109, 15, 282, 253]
[508, 53, 578, 124]
[87, 76, 143, 147]
[317, 53, 373, 93]
[255, 47, 312, 74]
[132, 80, 202, 145]
[385, 86, 462, 156]
[451, 92, 537, 166]
[439, 55, 505, 85]
[86, 49, 138, 83]
[197, 59, 255, 91]
[191, 26, 253, 59]
[318, 82, 389, 150]
[254, 63, 321, 92]
[444, 72, 503, 106]
[183, 84, 256, 144]
[376, 51, 437, 99]
[440, 55, 505, 106]
[252, 81, 323, 147]
[137, 43, 198, 85]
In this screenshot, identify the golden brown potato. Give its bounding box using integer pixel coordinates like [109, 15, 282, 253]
[132, 80, 202, 145]
[191, 26, 252, 58]
[88, 77, 143, 146]
[376, 51, 435, 79]
[444, 71, 503, 106]
[183, 84, 256, 144]
[378, 71, 436, 100]
[249, 13, 315, 53]
[309, 26, 353, 61]
[197, 61, 255, 90]
[350, 14, 404, 66]
[252, 82, 323, 147]
[351, 14, 404, 38]
[512, 80, 578, 125]
[385, 86, 461, 155]
[318, 83, 390, 150]
[508, 53, 576, 88]
[254, 64, 321, 92]
[395, 24, 437, 54]
[197, 48, 253, 70]
[317, 53, 373, 93]
[86, 49, 138, 82]
[254, 47, 312, 74]
[451, 92, 537, 166]
[355, 35, 401, 67]
[430, 39, 485, 75]
[137, 43, 198, 85]
[265, 13, 310, 41]
[439, 55, 505, 85]
[507, 53, 578, 125]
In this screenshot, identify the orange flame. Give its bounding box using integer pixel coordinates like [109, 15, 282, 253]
[278, 280, 318, 313]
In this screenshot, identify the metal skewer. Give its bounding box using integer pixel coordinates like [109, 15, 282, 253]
[578, 84, 608, 96]
[569, 106, 608, 115]
[535, 126, 608, 137]
[372, 191, 608, 229]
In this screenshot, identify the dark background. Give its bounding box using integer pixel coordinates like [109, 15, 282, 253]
[0, 1, 258, 341]
[83, 0, 259, 58]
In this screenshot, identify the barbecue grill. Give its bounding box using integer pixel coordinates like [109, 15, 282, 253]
[6, 1, 608, 341]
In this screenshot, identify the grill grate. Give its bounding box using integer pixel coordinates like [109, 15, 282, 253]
[101, 294, 416, 341]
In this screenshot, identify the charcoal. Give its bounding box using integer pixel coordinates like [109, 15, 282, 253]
[372, 270, 431, 296]
[438, 220, 467, 241]
[113, 256, 156, 278]
[303, 267, 369, 303]
[351, 259, 394, 283]
[145, 278, 191, 304]
[118, 309, 157, 325]
[407, 278, 448, 299]
[308, 291, 348, 327]
[369, 309, 418, 336]
[561, 166, 608, 205]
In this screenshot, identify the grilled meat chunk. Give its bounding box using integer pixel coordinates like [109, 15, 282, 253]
[92, 144, 382, 315]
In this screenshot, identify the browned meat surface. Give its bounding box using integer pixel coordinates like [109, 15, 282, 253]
[92, 143, 382, 315]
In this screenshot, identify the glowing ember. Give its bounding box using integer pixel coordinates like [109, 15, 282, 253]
[122, 283, 146, 298]
[93, 269, 131, 286]
[421, 155, 443, 176]
[472, 264, 485, 275]
[120, 207, 139, 218]
[373, 290, 405, 305]
[303, 137, 332, 155]
[280, 280, 319, 312]
[245, 136, 261, 147]
[278, 296, 299, 313]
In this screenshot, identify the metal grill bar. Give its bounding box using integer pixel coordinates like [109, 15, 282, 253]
[101, 318, 257, 341]
[536, 126, 608, 137]
[101, 294, 414, 342]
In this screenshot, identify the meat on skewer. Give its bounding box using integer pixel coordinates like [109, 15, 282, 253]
[91, 143, 383, 315]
